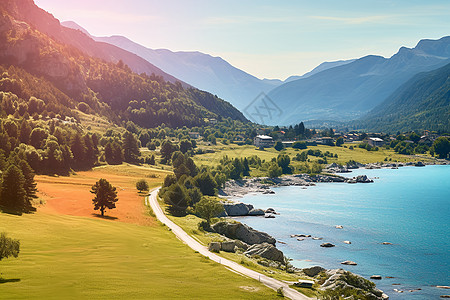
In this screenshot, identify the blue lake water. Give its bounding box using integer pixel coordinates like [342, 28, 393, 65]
[234, 165, 450, 299]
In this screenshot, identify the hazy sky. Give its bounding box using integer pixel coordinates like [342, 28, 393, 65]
[34, 0, 450, 80]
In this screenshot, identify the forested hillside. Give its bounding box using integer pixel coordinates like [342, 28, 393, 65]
[356, 63, 450, 133]
[0, 1, 247, 128]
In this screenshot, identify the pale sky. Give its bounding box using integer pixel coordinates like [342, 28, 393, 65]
[34, 0, 450, 80]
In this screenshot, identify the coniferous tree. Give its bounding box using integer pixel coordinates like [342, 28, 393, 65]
[70, 132, 86, 166]
[0, 165, 26, 214]
[122, 131, 140, 163]
[18, 159, 37, 211]
[163, 183, 188, 216]
[194, 172, 217, 196]
[90, 178, 118, 217]
[243, 158, 250, 176]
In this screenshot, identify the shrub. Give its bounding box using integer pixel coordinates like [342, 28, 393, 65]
[292, 141, 307, 149]
[136, 179, 149, 192]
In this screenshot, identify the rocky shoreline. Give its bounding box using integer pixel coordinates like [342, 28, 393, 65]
[206, 220, 389, 299]
[219, 173, 373, 200]
[219, 161, 448, 200]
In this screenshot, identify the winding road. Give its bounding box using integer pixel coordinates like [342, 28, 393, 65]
[146, 188, 313, 300]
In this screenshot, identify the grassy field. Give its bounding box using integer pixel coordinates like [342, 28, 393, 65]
[0, 213, 278, 299]
[35, 164, 170, 226]
[1, 164, 280, 299]
[193, 143, 434, 174]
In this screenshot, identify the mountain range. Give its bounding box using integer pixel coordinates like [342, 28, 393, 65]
[63, 20, 449, 131]
[267, 36, 450, 125]
[62, 21, 356, 112]
[356, 62, 450, 133]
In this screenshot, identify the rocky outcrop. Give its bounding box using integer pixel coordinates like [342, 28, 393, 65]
[311, 174, 346, 183]
[325, 163, 351, 173]
[223, 202, 253, 216]
[221, 241, 236, 253]
[303, 266, 325, 277]
[355, 175, 374, 183]
[321, 269, 389, 300]
[248, 208, 265, 216]
[244, 242, 284, 263]
[208, 242, 221, 252]
[320, 242, 335, 248]
[211, 221, 276, 245]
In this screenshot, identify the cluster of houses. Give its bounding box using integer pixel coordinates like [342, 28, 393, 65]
[253, 130, 441, 149]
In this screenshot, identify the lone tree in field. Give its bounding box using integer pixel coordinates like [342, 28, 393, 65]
[0, 232, 20, 262]
[136, 179, 149, 192]
[90, 179, 118, 217]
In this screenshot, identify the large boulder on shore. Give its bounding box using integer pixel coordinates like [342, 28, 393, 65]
[223, 203, 253, 216]
[248, 208, 265, 216]
[321, 269, 389, 300]
[303, 266, 325, 277]
[211, 221, 276, 245]
[221, 241, 236, 253]
[244, 242, 284, 263]
[208, 242, 221, 252]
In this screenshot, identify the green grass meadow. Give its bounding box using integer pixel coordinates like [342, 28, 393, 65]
[0, 212, 277, 299]
[193, 143, 432, 172]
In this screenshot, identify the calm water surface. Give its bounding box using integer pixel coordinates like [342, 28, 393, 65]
[235, 165, 450, 299]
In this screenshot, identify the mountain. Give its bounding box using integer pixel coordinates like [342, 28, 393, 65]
[284, 59, 355, 82]
[61, 22, 282, 111]
[356, 62, 450, 133]
[3, 0, 184, 85]
[267, 36, 450, 125]
[0, 0, 247, 127]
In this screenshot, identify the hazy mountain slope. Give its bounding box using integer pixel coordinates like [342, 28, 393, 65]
[284, 59, 355, 82]
[267, 36, 450, 125]
[357, 62, 450, 133]
[3, 0, 183, 85]
[64, 28, 282, 111]
[0, 1, 247, 127]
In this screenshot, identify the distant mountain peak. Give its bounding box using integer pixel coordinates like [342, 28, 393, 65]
[61, 21, 92, 37]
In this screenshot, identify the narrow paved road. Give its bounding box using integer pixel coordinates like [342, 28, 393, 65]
[146, 188, 313, 300]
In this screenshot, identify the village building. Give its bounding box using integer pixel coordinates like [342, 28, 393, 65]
[316, 137, 335, 146]
[188, 132, 200, 139]
[368, 137, 384, 147]
[254, 135, 274, 148]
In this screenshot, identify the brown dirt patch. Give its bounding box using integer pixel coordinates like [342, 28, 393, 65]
[36, 164, 169, 226]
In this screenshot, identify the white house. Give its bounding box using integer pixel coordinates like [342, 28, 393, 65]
[254, 135, 274, 148]
[368, 137, 384, 147]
